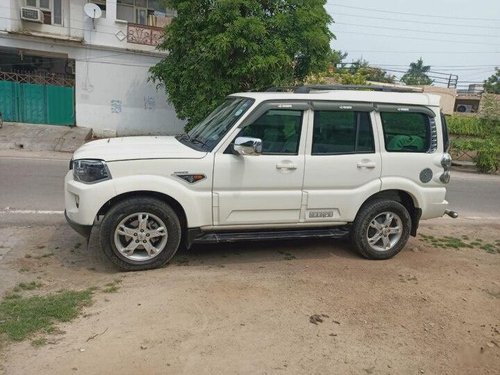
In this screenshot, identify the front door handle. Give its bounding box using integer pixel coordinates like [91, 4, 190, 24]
[357, 160, 376, 169]
[276, 161, 297, 170]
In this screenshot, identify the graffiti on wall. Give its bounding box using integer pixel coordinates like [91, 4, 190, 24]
[144, 96, 155, 110]
[111, 99, 122, 113]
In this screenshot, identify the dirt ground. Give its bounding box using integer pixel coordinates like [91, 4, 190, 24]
[0, 217, 499, 375]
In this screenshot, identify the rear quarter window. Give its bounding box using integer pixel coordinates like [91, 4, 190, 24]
[380, 112, 431, 152]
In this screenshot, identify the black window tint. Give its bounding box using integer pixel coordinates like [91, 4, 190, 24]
[238, 109, 303, 154]
[312, 111, 374, 155]
[381, 112, 430, 152]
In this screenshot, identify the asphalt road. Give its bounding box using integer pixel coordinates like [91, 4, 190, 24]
[0, 155, 499, 224]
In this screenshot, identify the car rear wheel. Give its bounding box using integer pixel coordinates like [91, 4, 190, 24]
[99, 197, 181, 271]
[351, 199, 411, 260]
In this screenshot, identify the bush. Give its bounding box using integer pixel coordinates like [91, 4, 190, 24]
[448, 108, 499, 173]
[447, 116, 488, 137]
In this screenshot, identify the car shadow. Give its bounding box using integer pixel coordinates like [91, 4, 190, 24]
[49, 225, 359, 273]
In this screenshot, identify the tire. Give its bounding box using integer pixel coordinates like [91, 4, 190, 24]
[351, 199, 411, 260]
[99, 197, 181, 271]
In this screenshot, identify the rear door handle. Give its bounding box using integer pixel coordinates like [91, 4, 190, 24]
[276, 162, 297, 170]
[357, 161, 376, 169]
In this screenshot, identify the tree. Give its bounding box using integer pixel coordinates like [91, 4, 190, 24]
[484, 67, 500, 94]
[401, 58, 433, 86]
[348, 59, 395, 84]
[151, 0, 333, 129]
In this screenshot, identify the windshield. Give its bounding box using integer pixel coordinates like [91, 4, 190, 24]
[177, 97, 254, 152]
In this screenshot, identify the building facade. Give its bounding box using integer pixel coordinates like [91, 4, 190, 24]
[0, 0, 185, 136]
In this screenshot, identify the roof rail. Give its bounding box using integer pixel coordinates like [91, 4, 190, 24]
[266, 85, 423, 94]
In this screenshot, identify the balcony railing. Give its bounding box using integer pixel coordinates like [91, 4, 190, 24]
[127, 23, 164, 46]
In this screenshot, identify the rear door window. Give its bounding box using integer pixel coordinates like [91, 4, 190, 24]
[312, 111, 375, 155]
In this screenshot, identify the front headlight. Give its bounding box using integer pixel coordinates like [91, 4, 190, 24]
[73, 159, 111, 184]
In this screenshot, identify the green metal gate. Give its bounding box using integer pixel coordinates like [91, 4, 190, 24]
[0, 72, 75, 126]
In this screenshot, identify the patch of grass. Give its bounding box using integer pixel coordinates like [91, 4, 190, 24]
[0, 289, 93, 341]
[102, 285, 119, 293]
[31, 338, 47, 347]
[480, 243, 498, 254]
[74, 242, 82, 250]
[16, 281, 43, 291]
[102, 279, 122, 294]
[19, 267, 30, 273]
[4, 293, 21, 300]
[420, 234, 500, 254]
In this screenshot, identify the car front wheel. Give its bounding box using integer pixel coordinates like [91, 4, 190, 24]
[99, 197, 181, 271]
[351, 199, 411, 260]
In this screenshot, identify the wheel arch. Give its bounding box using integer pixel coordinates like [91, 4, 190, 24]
[358, 189, 421, 237]
[97, 190, 188, 234]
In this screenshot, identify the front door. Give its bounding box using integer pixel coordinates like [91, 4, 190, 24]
[212, 103, 309, 226]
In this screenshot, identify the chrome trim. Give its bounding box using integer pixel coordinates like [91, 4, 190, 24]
[441, 153, 452, 170]
[233, 136, 263, 156]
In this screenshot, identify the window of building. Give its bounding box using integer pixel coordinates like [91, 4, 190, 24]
[94, 0, 107, 18]
[237, 109, 303, 155]
[117, 0, 173, 25]
[380, 112, 431, 152]
[25, 0, 62, 25]
[312, 111, 374, 155]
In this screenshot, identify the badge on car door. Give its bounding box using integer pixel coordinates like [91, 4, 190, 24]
[308, 211, 334, 218]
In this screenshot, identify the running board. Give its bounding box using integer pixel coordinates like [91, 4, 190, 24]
[189, 227, 350, 246]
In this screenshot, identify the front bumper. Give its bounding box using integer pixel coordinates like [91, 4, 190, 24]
[65, 210, 93, 238]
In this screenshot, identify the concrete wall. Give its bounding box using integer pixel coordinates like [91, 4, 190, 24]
[0, 35, 185, 136]
[75, 51, 185, 136]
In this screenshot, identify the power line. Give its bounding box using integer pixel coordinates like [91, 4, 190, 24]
[332, 12, 500, 30]
[326, 3, 500, 22]
[333, 21, 498, 39]
[346, 50, 500, 54]
[332, 30, 500, 46]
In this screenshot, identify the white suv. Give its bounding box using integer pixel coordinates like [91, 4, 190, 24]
[65, 86, 456, 271]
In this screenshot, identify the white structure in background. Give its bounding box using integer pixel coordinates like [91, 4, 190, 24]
[0, 0, 185, 136]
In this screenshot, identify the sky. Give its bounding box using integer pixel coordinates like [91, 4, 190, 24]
[325, 0, 500, 89]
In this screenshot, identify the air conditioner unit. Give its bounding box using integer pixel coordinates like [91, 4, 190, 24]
[456, 104, 473, 113]
[21, 7, 43, 23]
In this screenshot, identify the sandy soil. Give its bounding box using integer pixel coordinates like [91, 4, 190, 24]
[0, 218, 499, 375]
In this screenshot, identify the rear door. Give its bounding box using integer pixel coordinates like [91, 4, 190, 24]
[302, 102, 382, 223]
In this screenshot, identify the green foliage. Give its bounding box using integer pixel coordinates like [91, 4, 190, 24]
[306, 56, 395, 85]
[348, 59, 395, 83]
[305, 69, 367, 85]
[151, 0, 333, 129]
[484, 67, 500, 94]
[0, 289, 93, 341]
[401, 58, 433, 86]
[475, 138, 500, 173]
[447, 116, 488, 137]
[448, 97, 500, 173]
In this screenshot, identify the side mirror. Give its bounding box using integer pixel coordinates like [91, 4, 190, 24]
[233, 136, 262, 156]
